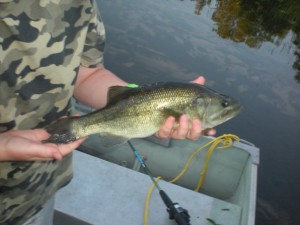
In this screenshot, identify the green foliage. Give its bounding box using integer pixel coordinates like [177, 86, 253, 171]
[191, 0, 300, 82]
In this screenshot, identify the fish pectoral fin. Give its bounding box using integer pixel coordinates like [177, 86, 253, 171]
[161, 108, 183, 121]
[100, 133, 129, 148]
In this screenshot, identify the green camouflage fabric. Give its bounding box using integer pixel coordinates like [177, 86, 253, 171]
[0, 0, 105, 224]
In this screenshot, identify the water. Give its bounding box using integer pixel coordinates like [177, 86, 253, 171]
[96, 0, 300, 224]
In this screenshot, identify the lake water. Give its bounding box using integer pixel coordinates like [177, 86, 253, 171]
[96, 0, 300, 224]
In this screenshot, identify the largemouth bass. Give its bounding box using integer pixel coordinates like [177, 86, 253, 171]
[44, 82, 242, 146]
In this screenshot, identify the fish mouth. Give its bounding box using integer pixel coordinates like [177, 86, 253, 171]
[223, 103, 242, 118]
[208, 102, 242, 128]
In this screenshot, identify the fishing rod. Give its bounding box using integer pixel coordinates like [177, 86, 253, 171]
[128, 141, 191, 225]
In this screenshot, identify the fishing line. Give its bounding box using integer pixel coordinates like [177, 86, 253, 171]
[127, 141, 191, 225]
[128, 141, 162, 191]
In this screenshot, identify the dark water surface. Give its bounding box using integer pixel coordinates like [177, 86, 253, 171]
[96, 0, 300, 224]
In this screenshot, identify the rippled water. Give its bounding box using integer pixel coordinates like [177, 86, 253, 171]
[96, 0, 300, 224]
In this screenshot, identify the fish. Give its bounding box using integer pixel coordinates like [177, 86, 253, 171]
[43, 82, 242, 147]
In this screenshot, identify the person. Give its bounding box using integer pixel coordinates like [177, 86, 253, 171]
[0, 0, 215, 224]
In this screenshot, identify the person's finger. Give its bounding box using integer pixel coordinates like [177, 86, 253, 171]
[186, 119, 202, 140]
[27, 148, 62, 161]
[207, 129, 216, 136]
[191, 76, 205, 85]
[4, 137, 62, 161]
[30, 137, 85, 161]
[25, 141, 62, 160]
[202, 128, 216, 136]
[156, 116, 175, 138]
[32, 129, 52, 140]
[57, 137, 87, 156]
[6, 129, 50, 141]
[172, 115, 189, 139]
[27, 137, 85, 161]
[61, 114, 81, 118]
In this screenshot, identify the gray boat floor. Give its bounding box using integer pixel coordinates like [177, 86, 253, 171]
[53, 210, 92, 225]
[55, 151, 241, 225]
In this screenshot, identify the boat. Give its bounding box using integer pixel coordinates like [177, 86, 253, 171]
[54, 102, 259, 225]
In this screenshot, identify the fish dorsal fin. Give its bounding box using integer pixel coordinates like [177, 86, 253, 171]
[107, 86, 133, 106]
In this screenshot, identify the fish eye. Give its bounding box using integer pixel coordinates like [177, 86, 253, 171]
[222, 100, 229, 107]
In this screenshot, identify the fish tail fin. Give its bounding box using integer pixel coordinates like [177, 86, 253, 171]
[43, 118, 78, 144]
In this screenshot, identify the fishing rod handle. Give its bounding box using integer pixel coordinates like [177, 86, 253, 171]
[159, 190, 191, 225]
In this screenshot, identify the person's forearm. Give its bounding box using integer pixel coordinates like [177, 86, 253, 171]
[74, 65, 128, 109]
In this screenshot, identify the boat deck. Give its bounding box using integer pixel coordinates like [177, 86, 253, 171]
[55, 150, 242, 225]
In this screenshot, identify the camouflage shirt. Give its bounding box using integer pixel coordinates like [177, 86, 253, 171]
[0, 0, 105, 224]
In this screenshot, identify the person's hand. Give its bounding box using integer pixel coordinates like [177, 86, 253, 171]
[0, 129, 85, 161]
[156, 76, 216, 140]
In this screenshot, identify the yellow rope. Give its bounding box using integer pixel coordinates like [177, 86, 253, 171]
[143, 177, 162, 225]
[143, 134, 240, 225]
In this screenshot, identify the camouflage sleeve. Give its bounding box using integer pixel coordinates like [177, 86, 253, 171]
[80, 0, 106, 68]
